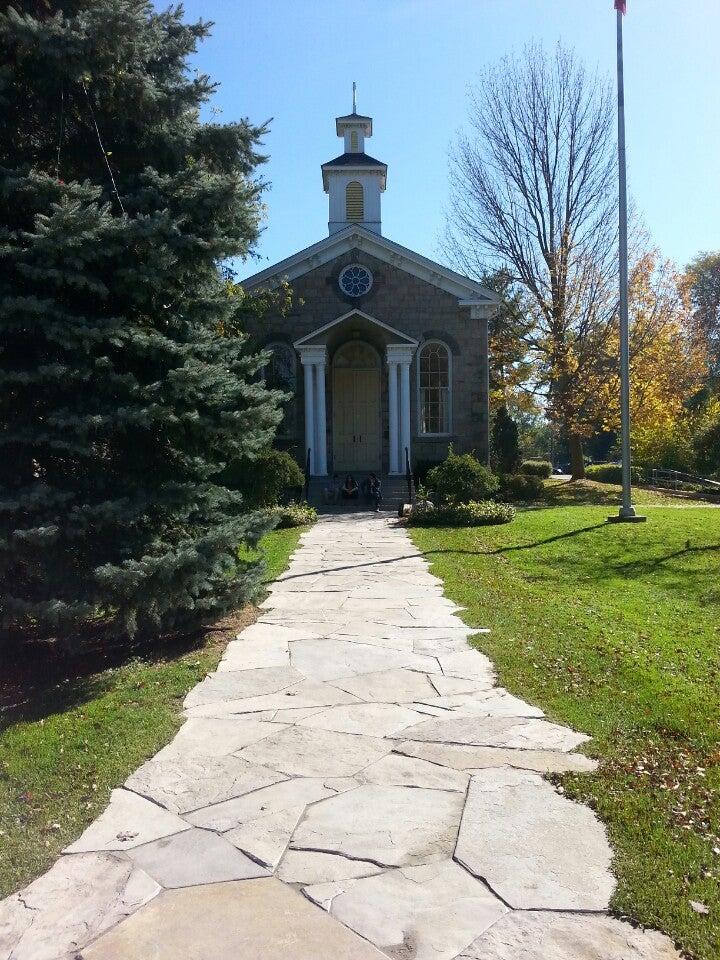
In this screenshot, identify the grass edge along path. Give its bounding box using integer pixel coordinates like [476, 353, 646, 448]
[0, 525, 307, 899]
[410, 506, 720, 960]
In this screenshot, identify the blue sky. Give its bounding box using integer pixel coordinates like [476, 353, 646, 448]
[175, 0, 720, 275]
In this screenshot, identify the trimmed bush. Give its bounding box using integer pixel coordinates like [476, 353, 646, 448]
[274, 502, 318, 528]
[426, 450, 500, 504]
[408, 500, 515, 527]
[586, 463, 643, 484]
[502, 473, 545, 502]
[520, 459, 552, 478]
[222, 448, 304, 507]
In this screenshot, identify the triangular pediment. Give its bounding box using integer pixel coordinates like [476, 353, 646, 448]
[242, 225, 497, 304]
[293, 309, 418, 348]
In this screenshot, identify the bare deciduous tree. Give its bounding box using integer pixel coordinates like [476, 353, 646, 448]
[447, 43, 618, 478]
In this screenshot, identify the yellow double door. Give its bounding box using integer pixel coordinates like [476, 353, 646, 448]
[333, 368, 381, 472]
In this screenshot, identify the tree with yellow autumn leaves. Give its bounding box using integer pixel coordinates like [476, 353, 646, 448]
[599, 251, 707, 469]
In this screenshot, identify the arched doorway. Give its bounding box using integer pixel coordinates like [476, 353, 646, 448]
[332, 341, 381, 472]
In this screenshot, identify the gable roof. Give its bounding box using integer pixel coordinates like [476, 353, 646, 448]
[242, 225, 497, 304]
[293, 309, 418, 348]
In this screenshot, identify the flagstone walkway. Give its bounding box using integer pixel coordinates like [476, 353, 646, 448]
[1, 514, 681, 959]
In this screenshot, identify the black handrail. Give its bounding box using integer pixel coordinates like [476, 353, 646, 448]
[405, 447, 415, 505]
[303, 447, 311, 502]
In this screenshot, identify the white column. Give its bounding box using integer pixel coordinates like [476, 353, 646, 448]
[314, 357, 327, 476]
[399, 360, 411, 471]
[387, 344, 415, 475]
[387, 360, 399, 474]
[303, 360, 315, 474]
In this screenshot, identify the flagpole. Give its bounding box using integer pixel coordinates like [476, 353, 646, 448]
[610, 2, 645, 523]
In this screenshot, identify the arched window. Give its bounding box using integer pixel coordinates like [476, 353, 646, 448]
[345, 181, 364, 221]
[418, 341, 451, 435]
[350, 129, 359, 151]
[264, 342, 296, 434]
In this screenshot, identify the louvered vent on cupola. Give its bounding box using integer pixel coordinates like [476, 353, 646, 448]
[345, 181, 364, 220]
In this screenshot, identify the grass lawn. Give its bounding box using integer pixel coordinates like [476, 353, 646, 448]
[0, 525, 306, 899]
[410, 499, 720, 960]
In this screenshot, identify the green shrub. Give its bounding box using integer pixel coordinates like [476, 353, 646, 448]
[694, 419, 720, 475]
[492, 405, 521, 474]
[520, 459, 552, 478]
[586, 463, 643, 484]
[222, 448, 304, 506]
[426, 449, 500, 503]
[273, 502, 317, 528]
[502, 473, 545, 501]
[408, 500, 515, 527]
[413, 458, 443, 487]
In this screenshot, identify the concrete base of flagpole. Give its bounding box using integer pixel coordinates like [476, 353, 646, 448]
[607, 508, 647, 523]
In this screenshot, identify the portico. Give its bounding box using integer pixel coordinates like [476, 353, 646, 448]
[295, 310, 417, 477]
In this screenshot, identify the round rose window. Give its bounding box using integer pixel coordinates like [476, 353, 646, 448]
[338, 264, 373, 297]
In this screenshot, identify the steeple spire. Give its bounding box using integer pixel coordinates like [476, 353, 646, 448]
[352, 80, 357, 113]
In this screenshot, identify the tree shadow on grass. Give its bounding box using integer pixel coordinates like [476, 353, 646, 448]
[609, 542, 720, 576]
[0, 610, 249, 729]
[420, 522, 609, 558]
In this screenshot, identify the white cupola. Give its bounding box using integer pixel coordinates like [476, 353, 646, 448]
[321, 95, 387, 236]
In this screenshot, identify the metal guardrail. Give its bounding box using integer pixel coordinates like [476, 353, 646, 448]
[303, 447, 311, 502]
[651, 468, 720, 491]
[405, 447, 415, 505]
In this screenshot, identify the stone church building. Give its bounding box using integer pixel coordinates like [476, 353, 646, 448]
[242, 107, 497, 483]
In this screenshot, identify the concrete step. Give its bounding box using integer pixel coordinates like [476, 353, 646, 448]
[306, 474, 412, 512]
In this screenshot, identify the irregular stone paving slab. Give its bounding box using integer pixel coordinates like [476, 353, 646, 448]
[125, 754, 286, 814]
[428, 675, 492, 696]
[395, 740, 598, 774]
[329, 629, 417, 652]
[217, 637, 291, 672]
[304, 860, 508, 960]
[290, 637, 438, 682]
[424, 689, 545, 719]
[234, 621, 321, 643]
[238, 725, 391, 778]
[223, 807, 305, 868]
[277, 850, 384, 885]
[0, 852, 160, 960]
[291, 784, 464, 867]
[394, 714, 589, 752]
[333, 667, 439, 703]
[65, 789, 190, 853]
[80, 878, 387, 960]
[455, 769, 615, 910]
[185, 679, 360, 718]
[187, 777, 334, 838]
[458, 911, 681, 959]
[127, 828, 268, 887]
[183, 665, 302, 709]
[296, 702, 427, 737]
[153, 717, 284, 761]
[437, 649, 496, 681]
[359, 752, 470, 792]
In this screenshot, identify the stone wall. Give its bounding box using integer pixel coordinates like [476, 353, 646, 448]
[245, 248, 489, 471]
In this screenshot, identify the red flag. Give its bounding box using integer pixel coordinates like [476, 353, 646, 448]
[614, 0, 626, 13]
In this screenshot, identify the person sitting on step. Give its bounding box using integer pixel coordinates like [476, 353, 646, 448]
[367, 472, 382, 512]
[341, 474, 359, 500]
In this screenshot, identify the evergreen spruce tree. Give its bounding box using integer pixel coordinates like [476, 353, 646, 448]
[0, 1, 283, 641]
[491, 405, 521, 475]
